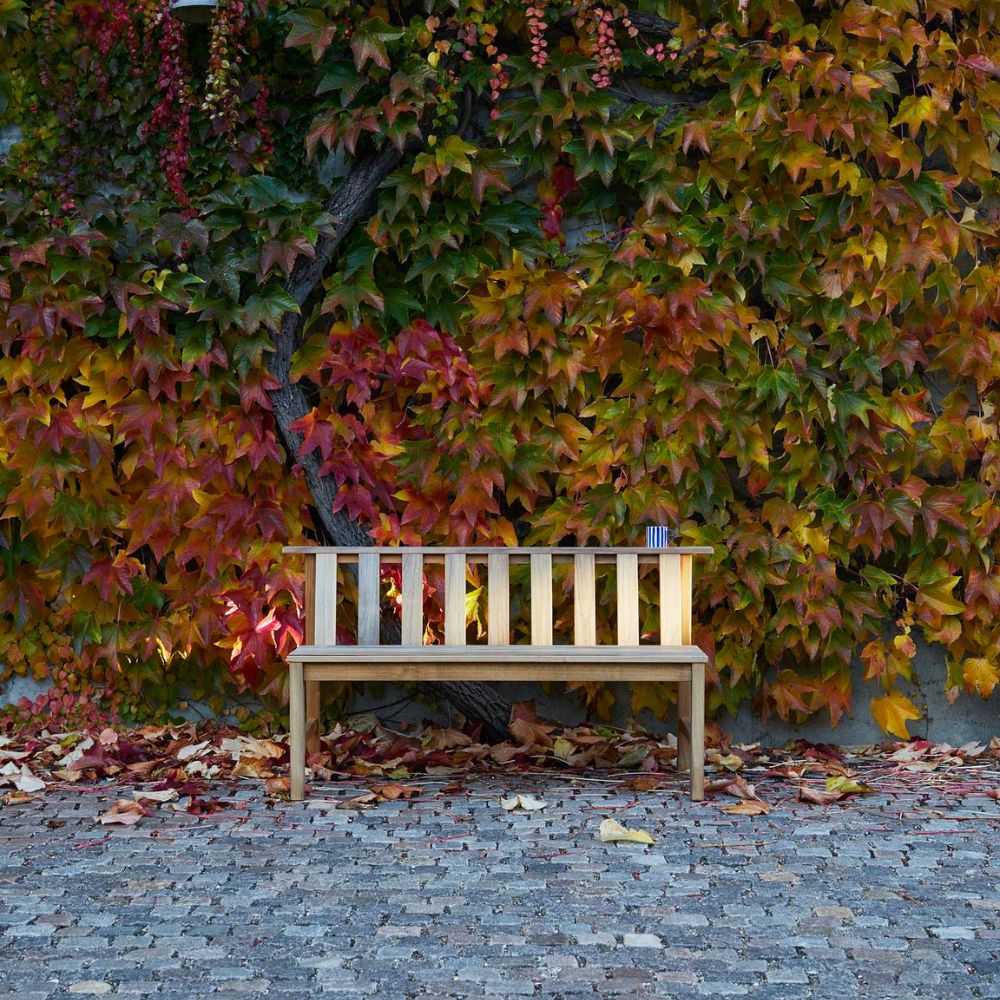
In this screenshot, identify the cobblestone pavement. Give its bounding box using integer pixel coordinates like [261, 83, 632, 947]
[1, 773, 999, 999]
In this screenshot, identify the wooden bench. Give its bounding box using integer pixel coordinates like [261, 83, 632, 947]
[283, 545, 712, 801]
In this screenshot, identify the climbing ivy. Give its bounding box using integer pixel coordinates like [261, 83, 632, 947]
[1, 0, 1000, 736]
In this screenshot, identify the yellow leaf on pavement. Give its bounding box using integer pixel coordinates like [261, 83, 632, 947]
[598, 818, 654, 845]
[824, 776, 874, 796]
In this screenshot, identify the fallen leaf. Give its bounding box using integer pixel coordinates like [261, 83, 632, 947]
[708, 752, 745, 772]
[184, 761, 221, 778]
[131, 789, 179, 804]
[797, 785, 845, 806]
[707, 775, 763, 801]
[2, 790, 37, 806]
[622, 776, 663, 792]
[489, 743, 528, 764]
[500, 793, 547, 812]
[176, 740, 211, 762]
[336, 792, 378, 810]
[423, 727, 473, 751]
[56, 737, 95, 768]
[98, 728, 118, 747]
[232, 756, 276, 779]
[373, 783, 422, 801]
[508, 701, 556, 748]
[221, 735, 286, 760]
[722, 800, 772, 815]
[97, 800, 148, 826]
[51, 768, 84, 783]
[15, 766, 45, 793]
[617, 745, 650, 768]
[825, 776, 874, 796]
[264, 777, 291, 798]
[598, 818, 655, 845]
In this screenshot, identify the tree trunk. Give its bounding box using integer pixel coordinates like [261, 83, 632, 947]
[266, 143, 513, 742]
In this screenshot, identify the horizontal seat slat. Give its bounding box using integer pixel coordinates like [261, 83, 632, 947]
[290, 659, 697, 684]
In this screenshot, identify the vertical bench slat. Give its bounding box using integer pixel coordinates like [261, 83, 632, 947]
[676, 552, 694, 773]
[401, 552, 424, 645]
[358, 552, 380, 645]
[303, 555, 317, 645]
[314, 553, 338, 645]
[304, 554, 321, 755]
[530, 554, 553, 645]
[573, 553, 596, 646]
[445, 552, 467, 645]
[487, 553, 510, 646]
[659, 553, 683, 645]
[680, 554, 693, 644]
[616, 553, 640, 645]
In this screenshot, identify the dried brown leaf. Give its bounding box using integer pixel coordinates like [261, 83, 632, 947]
[722, 800, 772, 816]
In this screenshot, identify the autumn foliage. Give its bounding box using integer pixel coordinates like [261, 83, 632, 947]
[1, 0, 1000, 736]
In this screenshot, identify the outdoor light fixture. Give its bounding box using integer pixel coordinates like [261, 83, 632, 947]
[169, 0, 216, 23]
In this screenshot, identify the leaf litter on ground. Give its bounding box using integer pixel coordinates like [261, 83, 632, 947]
[0, 702, 998, 824]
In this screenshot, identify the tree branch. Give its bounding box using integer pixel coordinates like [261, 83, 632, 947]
[266, 145, 403, 547]
[265, 141, 514, 741]
[624, 11, 678, 36]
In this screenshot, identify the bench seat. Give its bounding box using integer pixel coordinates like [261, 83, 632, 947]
[289, 644, 707, 682]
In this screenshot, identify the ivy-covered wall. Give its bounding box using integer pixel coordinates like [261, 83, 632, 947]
[1, 0, 999, 737]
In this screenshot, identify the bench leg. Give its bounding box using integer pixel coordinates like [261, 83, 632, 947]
[689, 662, 705, 802]
[306, 679, 321, 756]
[289, 661, 306, 801]
[677, 676, 692, 773]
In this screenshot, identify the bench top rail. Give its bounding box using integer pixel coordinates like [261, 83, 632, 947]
[296, 545, 708, 649]
[285, 545, 713, 557]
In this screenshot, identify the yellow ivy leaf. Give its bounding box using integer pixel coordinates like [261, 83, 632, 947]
[962, 658, 999, 699]
[871, 691, 922, 739]
[918, 574, 964, 616]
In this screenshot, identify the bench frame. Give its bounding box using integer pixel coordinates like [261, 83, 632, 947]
[283, 546, 712, 801]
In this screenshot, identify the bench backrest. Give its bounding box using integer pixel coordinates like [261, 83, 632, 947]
[284, 546, 712, 647]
